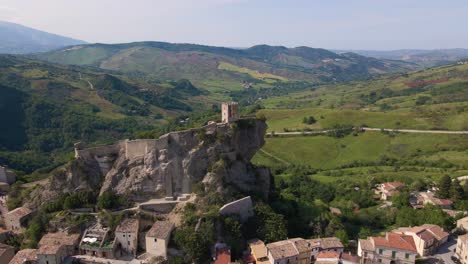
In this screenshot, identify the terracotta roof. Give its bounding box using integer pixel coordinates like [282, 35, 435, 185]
[9, 249, 37, 264]
[341, 253, 360, 264]
[359, 239, 374, 251]
[215, 248, 231, 264]
[146, 221, 174, 239]
[267, 240, 299, 260]
[115, 218, 139, 233]
[421, 224, 449, 241]
[418, 230, 436, 242]
[371, 233, 416, 252]
[317, 251, 340, 259]
[6, 207, 32, 219]
[38, 232, 81, 255]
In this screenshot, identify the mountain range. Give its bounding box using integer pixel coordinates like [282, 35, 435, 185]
[34, 42, 417, 92]
[0, 20, 85, 54]
[335, 49, 468, 67]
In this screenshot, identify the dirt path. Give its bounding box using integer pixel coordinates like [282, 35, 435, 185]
[258, 149, 291, 165]
[79, 72, 94, 90]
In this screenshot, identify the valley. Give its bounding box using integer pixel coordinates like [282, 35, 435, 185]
[0, 33, 467, 264]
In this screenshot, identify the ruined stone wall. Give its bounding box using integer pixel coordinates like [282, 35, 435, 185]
[75, 142, 123, 160]
[219, 196, 254, 223]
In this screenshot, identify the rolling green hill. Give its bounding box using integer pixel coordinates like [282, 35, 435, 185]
[0, 55, 211, 174]
[34, 42, 416, 93]
[253, 62, 468, 185]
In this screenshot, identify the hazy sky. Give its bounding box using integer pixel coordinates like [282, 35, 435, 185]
[0, 0, 467, 50]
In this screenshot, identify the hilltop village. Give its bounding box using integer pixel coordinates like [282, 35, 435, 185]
[0, 102, 467, 264]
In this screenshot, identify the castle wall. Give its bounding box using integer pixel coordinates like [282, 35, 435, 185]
[75, 143, 122, 160]
[219, 196, 254, 223]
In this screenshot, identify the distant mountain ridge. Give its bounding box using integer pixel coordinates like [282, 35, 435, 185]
[334, 48, 468, 67]
[0, 20, 86, 54]
[35, 41, 417, 92]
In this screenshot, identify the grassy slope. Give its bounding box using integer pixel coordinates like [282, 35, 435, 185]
[253, 131, 468, 181]
[254, 63, 468, 183]
[260, 63, 468, 131]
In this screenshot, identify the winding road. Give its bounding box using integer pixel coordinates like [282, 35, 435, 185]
[79, 72, 94, 90]
[270, 127, 468, 136]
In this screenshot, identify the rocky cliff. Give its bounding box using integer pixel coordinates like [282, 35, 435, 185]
[26, 119, 269, 208]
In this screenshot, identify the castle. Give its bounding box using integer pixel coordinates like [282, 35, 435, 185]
[221, 102, 239, 123]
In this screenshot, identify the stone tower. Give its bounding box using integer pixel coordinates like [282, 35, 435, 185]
[221, 102, 239, 123]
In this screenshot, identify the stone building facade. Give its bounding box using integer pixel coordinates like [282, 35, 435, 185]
[221, 102, 239, 123]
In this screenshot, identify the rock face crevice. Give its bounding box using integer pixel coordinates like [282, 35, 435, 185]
[27, 119, 269, 207]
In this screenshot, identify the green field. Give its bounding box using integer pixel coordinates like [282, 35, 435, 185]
[253, 131, 468, 182]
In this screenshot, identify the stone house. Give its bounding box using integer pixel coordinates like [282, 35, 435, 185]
[411, 192, 453, 209]
[0, 243, 15, 263]
[266, 237, 344, 264]
[457, 216, 468, 231]
[145, 221, 174, 258]
[358, 232, 418, 264]
[376, 182, 406, 201]
[392, 224, 449, 256]
[115, 218, 139, 257]
[36, 231, 81, 264]
[9, 249, 38, 264]
[248, 239, 270, 264]
[79, 224, 117, 259]
[5, 207, 33, 231]
[456, 234, 468, 264]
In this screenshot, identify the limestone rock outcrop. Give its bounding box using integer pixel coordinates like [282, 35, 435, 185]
[26, 119, 269, 208]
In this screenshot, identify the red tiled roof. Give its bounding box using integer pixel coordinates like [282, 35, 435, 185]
[341, 253, 360, 264]
[215, 248, 231, 264]
[317, 251, 340, 259]
[371, 233, 416, 252]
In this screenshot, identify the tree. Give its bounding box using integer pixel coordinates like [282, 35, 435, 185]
[450, 179, 464, 201]
[392, 191, 410, 208]
[303, 116, 317, 125]
[97, 191, 122, 210]
[334, 229, 349, 247]
[438, 175, 452, 199]
[254, 203, 288, 243]
[325, 217, 344, 237]
[358, 227, 372, 239]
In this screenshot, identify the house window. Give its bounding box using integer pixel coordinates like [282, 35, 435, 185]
[378, 259, 382, 263]
[128, 241, 130, 246]
[364, 252, 368, 257]
[379, 249, 383, 254]
[154, 238, 157, 242]
[392, 251, 396, 258]
[123, 234, 125, 237]
[405, 253, 410, 259]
